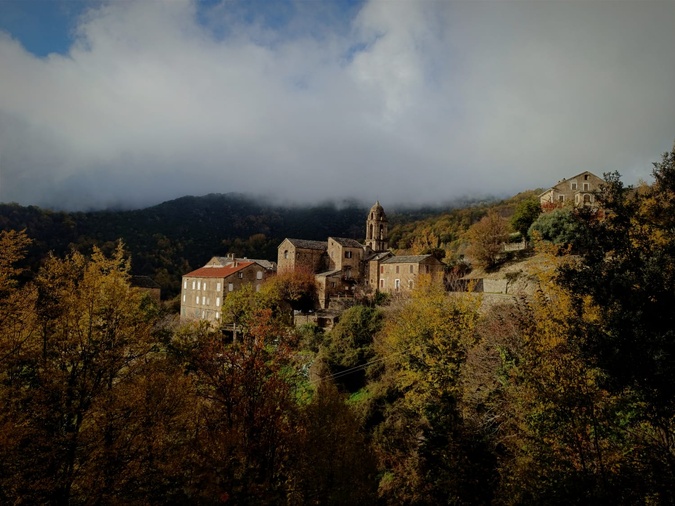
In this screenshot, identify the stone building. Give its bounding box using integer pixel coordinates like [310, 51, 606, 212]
[376, 255, 445, 294]
[180, 260, 269, 323]
[277, 201, 447, 308]
[277, 238, 328, 274]
[539, 171, 603, 209]
[365, 200, 388, 252]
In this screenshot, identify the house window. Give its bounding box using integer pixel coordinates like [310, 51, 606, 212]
[182, 294, 186, 302]
[197, 281, 201, 290]
[284, 250, 289, 259]
[228, 283, 233, 292]
[395, 279, 400, 291]
[583, 183, 589, 191]
[345, 251, 352, 259]
[575, 194, 580, 204]
[345, 267, 351, 279]
[331, 282, 336, 288]
[216, 297, 220, 306]
[396, 265, 400, 274]
[256, 284, 260, 292]
[380, 279, 385, 288]
[216, 312, 220, 319]
[571, 182, 577, 190]
[202, 296, 206, 305]
[256, 271, 263, 280]
[183, 280, 187, 289]
[425, 265, 430, 274]
[195, 296, 199, 304]
[584, 194, 592, 204]
[409, 265, 413, 273]
[238, 272, 243, 279]
[558, 195, 565, 203]
[380, 266, 384, 274]
[192, 280, 195, 290]
[409, 280, 414, 289]
[216, 282, 221, 291]
[584, 174, 589, 180]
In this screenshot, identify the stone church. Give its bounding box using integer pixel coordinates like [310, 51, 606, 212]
[278, 201, 444, 308]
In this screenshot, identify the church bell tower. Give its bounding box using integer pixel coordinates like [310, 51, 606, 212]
[365, 201, 388, 252]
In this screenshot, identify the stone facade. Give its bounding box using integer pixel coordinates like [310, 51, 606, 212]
[539, 171, 603, 209]
[180, 261, 269, 323]
[277, 238, 328, 274]
[376, 255, 445, 294]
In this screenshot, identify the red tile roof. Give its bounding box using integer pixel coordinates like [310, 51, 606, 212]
[183, 261, 255, 278]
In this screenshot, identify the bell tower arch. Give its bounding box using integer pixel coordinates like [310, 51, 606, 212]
[365, 201, 388, 252]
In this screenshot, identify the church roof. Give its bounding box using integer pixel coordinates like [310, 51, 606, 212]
[368, 200, 388, 221]
[381, 254, 437, 264]
[283, 238, 328, 251]
[330, 237, 364, 248]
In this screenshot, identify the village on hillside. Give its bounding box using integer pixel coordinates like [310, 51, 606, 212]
[179, 171, 604, 328]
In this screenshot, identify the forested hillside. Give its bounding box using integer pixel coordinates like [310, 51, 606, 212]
[0, 195, 404, 298]
[2, 145, 675, 504]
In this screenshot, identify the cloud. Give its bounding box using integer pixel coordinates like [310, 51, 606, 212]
[0, 0, 674, 210]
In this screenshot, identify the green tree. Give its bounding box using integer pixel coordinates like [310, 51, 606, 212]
[528, 207, 587, 246]
[510, 196, 541, 239]
[319, 305, 382, 392]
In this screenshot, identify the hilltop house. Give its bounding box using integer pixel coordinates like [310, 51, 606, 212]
[180, 258, 273, 323]
[539, 171, 604, 209]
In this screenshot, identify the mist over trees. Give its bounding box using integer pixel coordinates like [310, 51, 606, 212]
[3, 145, 675, 504]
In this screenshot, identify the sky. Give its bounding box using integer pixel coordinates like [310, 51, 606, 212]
[1, 0, 674, 211]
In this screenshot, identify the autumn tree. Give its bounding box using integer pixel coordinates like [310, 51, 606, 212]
[370, 281, 486, 504]
[0, 243, 193, 504]
[291, 380, 378, 505]
[465, 211, 509, 269]
[555, 147, 675, 500]
[178, 307, 302, 504]
[261, 267, 318, 318]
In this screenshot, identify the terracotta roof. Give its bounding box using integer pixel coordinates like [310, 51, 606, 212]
[183, 261, 255, 278]
[330, 237, 363, 248]
[381, 255, 437, 264]
[283, 238, 328, 250]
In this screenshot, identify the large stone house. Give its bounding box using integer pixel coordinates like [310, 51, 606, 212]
[376, 255, 445, 293]
[277, 201, 446, 308]
[180, 259, 271, 323]
[539, 171, 603, 209]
